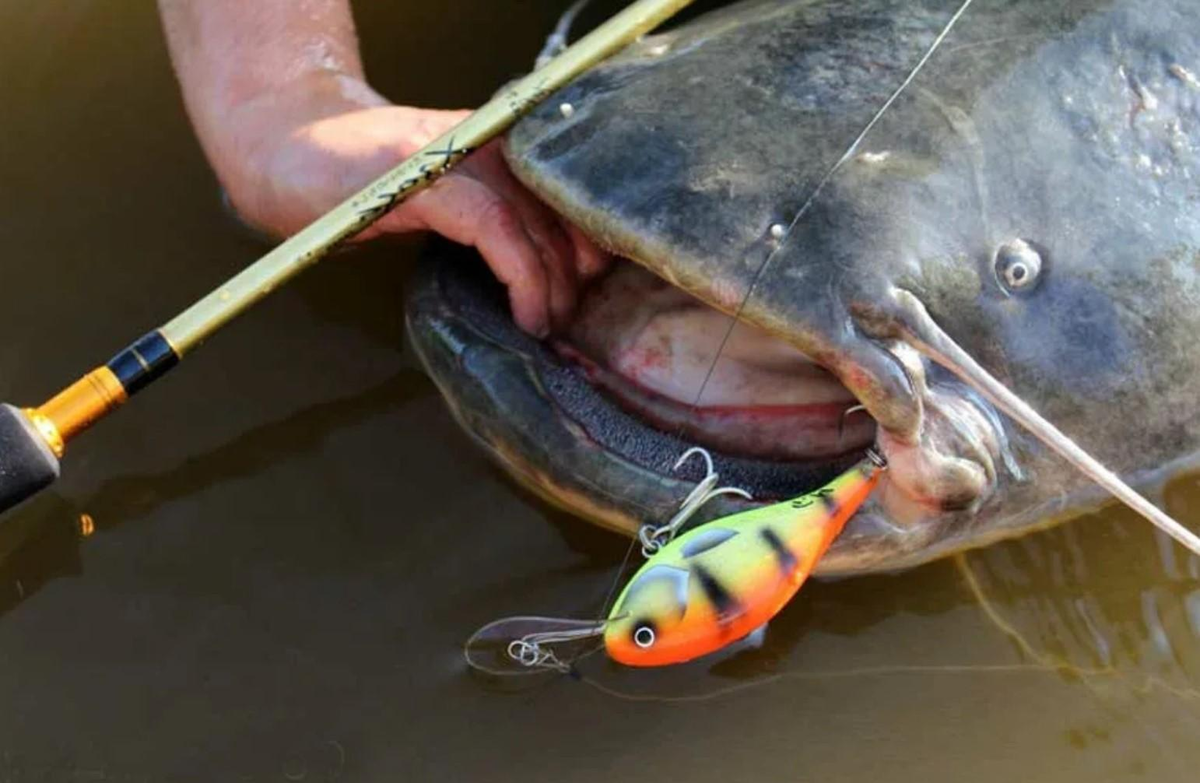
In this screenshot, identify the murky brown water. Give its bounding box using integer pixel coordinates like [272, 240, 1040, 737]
[1, 1, 1198, 780]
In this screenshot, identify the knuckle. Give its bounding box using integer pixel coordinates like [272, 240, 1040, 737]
[479, 198, 522, 239]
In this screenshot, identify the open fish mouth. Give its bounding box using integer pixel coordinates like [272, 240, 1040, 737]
[406, 246, 1006, 576]
[552, 258, 1014, 519]
[556, 262, 876, 464]
[410, 0, 1200, 573]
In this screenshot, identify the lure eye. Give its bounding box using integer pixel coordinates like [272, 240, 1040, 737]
[633, 623, 656, 649]
[994, 239, 1044, 294]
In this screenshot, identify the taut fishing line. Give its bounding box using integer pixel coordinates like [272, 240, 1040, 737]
[683, 0, 979, 419]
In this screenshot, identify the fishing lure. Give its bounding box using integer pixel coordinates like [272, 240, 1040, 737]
[473, 450, 886, 672]
[605, 453, 885, 666]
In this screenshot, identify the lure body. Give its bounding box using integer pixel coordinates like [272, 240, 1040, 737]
[605, 459, 884, 666]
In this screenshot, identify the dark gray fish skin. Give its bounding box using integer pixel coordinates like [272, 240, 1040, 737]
[411, 0, 1200, 573]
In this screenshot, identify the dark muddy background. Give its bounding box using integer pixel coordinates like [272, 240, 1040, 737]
[0, 1, 1197, 780]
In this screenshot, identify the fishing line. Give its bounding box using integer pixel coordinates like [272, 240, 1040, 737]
[576, 660, 1064, 704]
[957, 552, 1200, 704]
[571, 633, 1200, 705]
[682, 0, 978, 415]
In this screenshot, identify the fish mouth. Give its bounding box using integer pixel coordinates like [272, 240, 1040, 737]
[554, 261, 876, 464]
[406, 243, 1006, 576]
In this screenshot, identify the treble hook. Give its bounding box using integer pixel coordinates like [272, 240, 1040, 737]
[837, 404, 869, 450]
[639, 447, 753, 557]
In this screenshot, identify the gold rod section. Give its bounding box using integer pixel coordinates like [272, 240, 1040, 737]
[160, 0, 695, 355]
[26, 367, 128, 457]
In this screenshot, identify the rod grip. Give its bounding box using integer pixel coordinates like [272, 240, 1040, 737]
[0, 404, 61, 513]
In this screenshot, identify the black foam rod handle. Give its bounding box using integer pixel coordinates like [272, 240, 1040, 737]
[0, 404, 60, 514]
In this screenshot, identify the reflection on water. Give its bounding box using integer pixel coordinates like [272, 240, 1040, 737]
[0, 0, 1197, 781]
[959, 485, 1200, 779]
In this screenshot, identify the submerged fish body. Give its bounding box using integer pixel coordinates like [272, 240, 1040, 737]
[407, 0, 1200, 573]
[606, 459, 883, 666]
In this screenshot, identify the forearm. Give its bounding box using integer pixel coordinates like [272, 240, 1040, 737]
[157, 0, 387, 199]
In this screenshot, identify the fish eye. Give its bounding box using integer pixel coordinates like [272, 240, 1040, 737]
[633, 623, 656, 649]
[994, 239, 1044, 294]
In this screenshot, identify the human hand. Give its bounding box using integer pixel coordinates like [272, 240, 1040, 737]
[217, 73, 609, 337]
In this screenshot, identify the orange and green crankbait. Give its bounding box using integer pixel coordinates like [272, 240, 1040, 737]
[468, 452, 885, 673]
[605, 455, 885, 666]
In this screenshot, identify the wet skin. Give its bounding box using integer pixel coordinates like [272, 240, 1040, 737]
[408, 0, 1200, 574]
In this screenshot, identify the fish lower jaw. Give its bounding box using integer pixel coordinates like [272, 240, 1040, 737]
[554, 342, 875, 461]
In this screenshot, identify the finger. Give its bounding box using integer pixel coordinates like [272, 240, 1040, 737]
[563, 221, 612, 281]
[399, 107, 472, 151]
[463, 145, 579, 329]
[388, 174, 553, 337]
[543, 232, 579, 332]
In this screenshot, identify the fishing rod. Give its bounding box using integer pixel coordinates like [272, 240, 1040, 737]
[0, 0, 696, 517]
